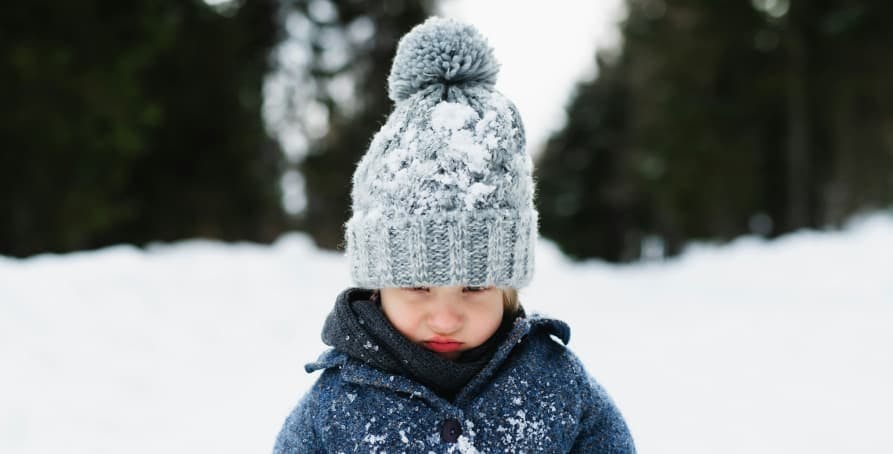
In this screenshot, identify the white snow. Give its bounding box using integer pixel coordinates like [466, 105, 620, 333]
[362, 433, 387, 445]
[505, 409, 546, 446]
[431, 102, 478, 131]
[453, 435, 481, 454]
[464, 182, 496, 210]
[446, 129, 489, 176]
[431, 101, 493, 177]
[1, 213, 892, 453]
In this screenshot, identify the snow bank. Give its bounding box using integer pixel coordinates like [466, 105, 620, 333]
[1, 214, 891, 453]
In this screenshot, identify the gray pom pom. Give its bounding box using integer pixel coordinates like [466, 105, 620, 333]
[388, 17, 499, 102]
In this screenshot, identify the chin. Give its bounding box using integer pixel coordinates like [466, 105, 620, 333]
[438, 351, 461, 361]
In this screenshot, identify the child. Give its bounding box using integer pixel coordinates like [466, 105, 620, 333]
[274, 17, 635, 453]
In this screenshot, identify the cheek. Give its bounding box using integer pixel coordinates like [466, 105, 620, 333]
[467, 296, 504, 341]
[381, 301, 423, 339]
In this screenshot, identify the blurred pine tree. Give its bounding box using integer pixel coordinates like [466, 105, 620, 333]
[270, 0, 433, 251]
[537, 54, 648, 262]
[0, 0, 286, 256]
[536, 0, 893, 262]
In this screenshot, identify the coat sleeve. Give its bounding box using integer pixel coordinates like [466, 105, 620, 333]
[570, 374, 636, 453]
[273, 382, 324, 454]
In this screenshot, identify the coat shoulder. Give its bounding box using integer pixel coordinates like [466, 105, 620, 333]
[274, 359, 354, 452]
[509, 317, 636, 452]
[515, 316, 588, 384]
[304, 348, 348, 373]
[523, 318, 618, 406]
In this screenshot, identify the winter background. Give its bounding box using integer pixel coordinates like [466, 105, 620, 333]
[3, 211, 892, 454]
[3, 1, 893, 453]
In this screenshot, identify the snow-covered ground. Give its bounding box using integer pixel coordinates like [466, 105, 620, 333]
[1, 214, 891, 453]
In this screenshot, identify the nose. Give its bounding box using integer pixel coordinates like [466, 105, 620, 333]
[427, 296, 463, 335]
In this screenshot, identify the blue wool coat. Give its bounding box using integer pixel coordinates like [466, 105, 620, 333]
[274, 316, 635, 453]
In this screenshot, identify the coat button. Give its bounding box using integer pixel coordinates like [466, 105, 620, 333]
[440, 418, 462, 443]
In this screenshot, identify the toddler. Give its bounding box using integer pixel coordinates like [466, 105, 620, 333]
[274, 17, 635, 453]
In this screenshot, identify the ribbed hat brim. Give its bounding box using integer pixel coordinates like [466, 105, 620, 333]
[346, 209, 537, 289]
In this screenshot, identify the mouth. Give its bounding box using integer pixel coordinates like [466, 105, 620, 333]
[423, 339, 464, 353]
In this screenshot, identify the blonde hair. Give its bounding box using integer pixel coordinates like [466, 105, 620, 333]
[501, 287, 520, 315]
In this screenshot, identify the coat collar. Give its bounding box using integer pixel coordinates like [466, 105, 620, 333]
[305, 314, 570, 406]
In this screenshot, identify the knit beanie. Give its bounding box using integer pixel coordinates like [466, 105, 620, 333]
[345, 17, 538, 289]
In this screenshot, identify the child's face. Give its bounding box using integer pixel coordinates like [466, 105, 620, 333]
[379, 286, 504, 361]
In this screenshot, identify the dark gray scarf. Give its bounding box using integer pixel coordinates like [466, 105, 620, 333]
[321, 287, 521, 400]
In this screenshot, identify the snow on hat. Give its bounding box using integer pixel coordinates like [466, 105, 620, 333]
[345, 17, 538, 289]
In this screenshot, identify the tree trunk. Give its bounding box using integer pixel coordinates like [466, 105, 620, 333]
[784, 1, 811, 231]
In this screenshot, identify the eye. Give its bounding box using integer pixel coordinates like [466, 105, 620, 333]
[463, 286, 487, 293]
[410, 287, 429, 292]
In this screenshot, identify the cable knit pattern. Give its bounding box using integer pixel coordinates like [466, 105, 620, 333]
[345, 17, 538, 289]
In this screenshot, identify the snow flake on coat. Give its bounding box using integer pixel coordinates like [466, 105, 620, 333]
[274, 315, 635, 453]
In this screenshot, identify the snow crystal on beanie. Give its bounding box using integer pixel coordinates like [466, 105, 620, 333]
[345, 17, 538, 289]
